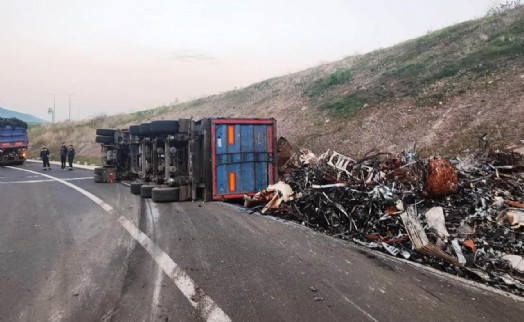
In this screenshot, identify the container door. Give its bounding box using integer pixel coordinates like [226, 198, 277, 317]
[213, 121, 273, 198]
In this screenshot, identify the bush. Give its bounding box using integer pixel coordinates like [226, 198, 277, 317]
[306, 68, 353, 97]
[321, 94, 366, 115]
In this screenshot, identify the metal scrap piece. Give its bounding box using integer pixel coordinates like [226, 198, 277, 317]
[451, 239, 467, 265]
[319, 149, 355, 177]
[465, 268, 492, 282]
[502, 255, 524, 273]
[353, 239, 381, 249]
[299, 148, 318, 165]
[505, 200, 524, 209]
[400, 205, 461, 266]
[425, 207, 450, 240]
[496, 208, 524, 229]
[382, 242, 400, 256]
[424, 159, 458, 198]
[499, 274, 524, 290]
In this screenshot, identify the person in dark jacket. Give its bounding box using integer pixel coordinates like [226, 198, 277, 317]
[67, 144, 75, 170]
[40, 146, 51, 170]
[59, 143, 68, 170]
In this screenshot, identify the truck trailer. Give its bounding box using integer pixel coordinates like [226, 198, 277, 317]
[0, 117, 28, 165]
[94, 118, 277, 203]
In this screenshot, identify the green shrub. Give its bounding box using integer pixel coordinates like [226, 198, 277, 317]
[306, 68, 352, 97]
[388, 63, 426, 79]
[321, 94, 366, 115]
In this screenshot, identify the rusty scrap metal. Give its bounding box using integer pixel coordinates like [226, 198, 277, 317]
[424, 158, 458, 197]
[245, 142, 524, 295]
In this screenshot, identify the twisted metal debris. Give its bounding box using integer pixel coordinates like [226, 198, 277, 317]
[250, 138, 524, 295]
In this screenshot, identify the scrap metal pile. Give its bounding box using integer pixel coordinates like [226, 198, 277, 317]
[246, 138, 524, 295]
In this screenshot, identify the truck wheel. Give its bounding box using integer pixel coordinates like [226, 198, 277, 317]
[152, 187, 179, 202]
[140, 185, 155, 198]
[150, 120, 179, 135]
[139, 123, 152, 137]
[129, 125, 140, 135]
[130, 182, 143, 194]
[178, 185, 190, 201]
[95, 135, 114, 144]
[96, 129, 115, 136]
[94, 174, 103, 183]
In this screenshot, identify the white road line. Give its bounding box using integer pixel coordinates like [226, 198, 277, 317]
[118, 216, 231, 322]
[147, 202, 164, 321]
[0, 177, 93, 184]
[6, 166, 231, 322]
[342, 295, 379, 322]
[322, 278, 379, 322]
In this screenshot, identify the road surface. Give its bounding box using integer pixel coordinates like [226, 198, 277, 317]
[1, 163, 523, 321]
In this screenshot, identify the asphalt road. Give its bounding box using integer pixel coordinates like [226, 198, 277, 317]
[1, 162, 523, 321]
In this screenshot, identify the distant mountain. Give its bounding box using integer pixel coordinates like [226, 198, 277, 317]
[0, 107, 48, 124]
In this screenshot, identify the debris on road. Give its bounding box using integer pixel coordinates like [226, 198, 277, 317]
[249, 137, 524, 295]
[244, 181, 294, 213]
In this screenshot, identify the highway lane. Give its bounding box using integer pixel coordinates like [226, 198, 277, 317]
[1, 163, 523, 321]
[0, 163, 141, 321]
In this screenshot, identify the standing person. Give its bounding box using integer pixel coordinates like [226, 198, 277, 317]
[67, 144, 75, 171]
[40, 146, 51, 170]
[59, 143, 68, 170]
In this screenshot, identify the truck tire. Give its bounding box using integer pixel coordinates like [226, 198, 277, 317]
[129, 125, 140, 135]
[130, 182, 143, 194]
[139, 123, 152, 137]
[178, 185, 190, 201]
[94, 174, 103, 183]
[96, 129, 115, 136]
[178, 119, 191, 133]
[152, 187, 179, 202]
[140, 185, 155, 198]
[150, 120, 179, 135]
[95, 135, 114, 144]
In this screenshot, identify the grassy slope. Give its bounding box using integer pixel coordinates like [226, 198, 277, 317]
[28, 6, 524, 160]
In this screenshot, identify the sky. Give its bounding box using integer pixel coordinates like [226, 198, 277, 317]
[0, 0, 503, 121]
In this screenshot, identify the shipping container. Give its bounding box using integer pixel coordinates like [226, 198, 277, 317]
[194, 118, 277, 201]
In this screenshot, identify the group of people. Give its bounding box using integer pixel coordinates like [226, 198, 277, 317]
[39, 143, 76, 171]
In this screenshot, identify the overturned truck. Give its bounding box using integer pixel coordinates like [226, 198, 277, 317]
[94, 118, 277, 202]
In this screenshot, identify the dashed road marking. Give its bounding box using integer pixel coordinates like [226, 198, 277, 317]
[6, 166, 231, 322]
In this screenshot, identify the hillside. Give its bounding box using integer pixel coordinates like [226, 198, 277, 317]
[28, 6, 524, 161]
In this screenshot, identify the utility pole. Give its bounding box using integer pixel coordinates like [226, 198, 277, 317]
[48, 94, 56, 123]
[67, 93, 72, 121]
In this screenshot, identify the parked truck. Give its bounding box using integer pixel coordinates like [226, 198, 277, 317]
[94, 118, 277, 203]
[0, 117, 28, 165]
